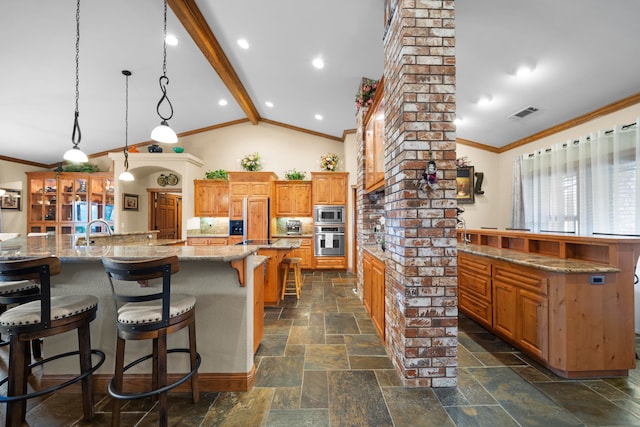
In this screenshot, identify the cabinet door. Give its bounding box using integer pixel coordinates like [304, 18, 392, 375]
[371, 258, 385, 340]
[518, 289, 548, 360]
[229, 198, 244, 220]
[365, 118, 375, 190]
[492, 279, 517, 342]
[246, 198, 268, 240]
[194, 181, 229, 217]
[293, 183, 312, 216]
[274, 184, 294, 216]
[363, 254, 373, 313]
[312, 173, 348, 205]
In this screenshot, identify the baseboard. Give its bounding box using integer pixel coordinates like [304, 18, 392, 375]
[40, 365, 256, 394]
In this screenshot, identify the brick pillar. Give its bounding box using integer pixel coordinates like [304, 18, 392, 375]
[383, 0, 457, 387]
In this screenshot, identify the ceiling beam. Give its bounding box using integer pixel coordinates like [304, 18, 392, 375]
[168, 0, 260, 125]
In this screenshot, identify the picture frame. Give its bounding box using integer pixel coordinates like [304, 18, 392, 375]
[456, 166, 475, 204]
[122, 193, 139, 211]
[0, 189, 21, 210]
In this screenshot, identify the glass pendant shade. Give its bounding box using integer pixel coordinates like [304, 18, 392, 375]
[119, 170, 134, 181]
[63, 146, 88, 163]
[151, 121, 177, 143]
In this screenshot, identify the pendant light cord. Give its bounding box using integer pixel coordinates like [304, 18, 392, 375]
[122, 70, 131, 170]
[156, 0, 173, 121]
[72, 0, 82, 148]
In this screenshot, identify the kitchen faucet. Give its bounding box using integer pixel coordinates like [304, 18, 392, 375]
[86, 219, 113, 245]
[456, 207, 470, 245]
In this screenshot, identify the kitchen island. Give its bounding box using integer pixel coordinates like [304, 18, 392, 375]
[458, 229, 640, 378]
[0, 235, 298, 393]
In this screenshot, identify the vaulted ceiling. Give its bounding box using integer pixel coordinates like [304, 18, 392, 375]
[1, 0, 639, 166]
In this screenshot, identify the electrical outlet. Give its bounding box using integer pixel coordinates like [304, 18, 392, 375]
[590, 275, 605, 285]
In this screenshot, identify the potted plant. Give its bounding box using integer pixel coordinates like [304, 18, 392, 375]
[284, 169, 306, 180]
[240, 152, 262, 171]
[205, 169, 228, 181]
[320, 153, 339, 171]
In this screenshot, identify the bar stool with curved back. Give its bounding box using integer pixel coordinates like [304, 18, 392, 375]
[102, 255, 200, 427]
[281, 257, 303, 300]
[0, 256, 105, 427]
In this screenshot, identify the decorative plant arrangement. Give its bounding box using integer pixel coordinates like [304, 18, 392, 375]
[284, 169, 306, 180]
[205, 169, 228, 180]
[63, 162, 99, 173]
[355, 77, 379, 111]
[320, 153, 339, 171]
[240, 152, 262, 171]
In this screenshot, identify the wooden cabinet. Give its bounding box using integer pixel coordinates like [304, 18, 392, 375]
[228, 236, 244, 245]
[314, 256, 347, 270]
[274, 181, 312, 217]
[492, 264, 548, 361]
[253, 257, 266, 353]
[26, 172, 114, 235]
[458, 253, 492, 329]
[458, 229, 638, 378]
[228, 172, 277, 222]
[289, 238, 313, 269]
[186, 237, 228, 246]
[364, 77, 385, 193]
[311, 172, 348, 206]
[363, 251, 385, 340]
[193, 180, 228, 217]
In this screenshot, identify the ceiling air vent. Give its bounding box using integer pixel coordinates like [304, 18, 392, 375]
[509, 105, 539, 119]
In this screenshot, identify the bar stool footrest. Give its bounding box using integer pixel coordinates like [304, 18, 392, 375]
[108, 348, 201, 400]
[0, 349, 106, 402]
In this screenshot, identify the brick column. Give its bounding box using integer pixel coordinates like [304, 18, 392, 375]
[383, 0, 457, 387]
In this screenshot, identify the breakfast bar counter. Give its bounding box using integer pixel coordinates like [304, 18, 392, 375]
[0, 235, 277, 393]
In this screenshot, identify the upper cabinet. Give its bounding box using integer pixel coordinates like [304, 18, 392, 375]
[193, 180, 229, 217]
[26, 172, 114, 235]
[364, 77, 385, 193]
[274, 181, 312, 217]
[311, 172, 349, 206]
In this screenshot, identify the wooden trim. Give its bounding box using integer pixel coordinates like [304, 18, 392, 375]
[0, 155, 49, 168]
[41, 366, 256, 394]
[456, 137, 500, 153]
[168, 0, 260, 125]
[259, 118, 343, 142]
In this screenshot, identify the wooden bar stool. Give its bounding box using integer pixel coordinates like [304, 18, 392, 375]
[281, 257, 303, 300]
[102, 255, 200, 427]
[0, 280, 43, 358]
[0, 256, 105, 427]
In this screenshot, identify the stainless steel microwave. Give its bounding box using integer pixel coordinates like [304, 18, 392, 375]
[314, 205, 345, 224]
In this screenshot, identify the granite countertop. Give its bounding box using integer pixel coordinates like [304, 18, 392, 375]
[237, 239, 301, 249]
[457, 243, 620, 273]
[271, 234, 314, 239]
[186, 233, 230, 238]
[0, 235, 256, 263]
[363, 245, 386, 262]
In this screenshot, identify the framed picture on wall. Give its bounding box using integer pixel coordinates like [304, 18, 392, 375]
[456, 167, 475, 204]
[122, 193, 139, 211]
[0, 189, 21, 210]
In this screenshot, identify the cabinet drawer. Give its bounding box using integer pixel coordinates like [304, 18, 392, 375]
[459, 291, 492, 329]
[314, 256, 346, 269]
[459, 253, 491, 276]
[494, 264, 548, 296]
[459, 268, 491, 301]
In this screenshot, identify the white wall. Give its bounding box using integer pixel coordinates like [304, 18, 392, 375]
[459, 101, 640, 230]
[0, 159, 47, 233]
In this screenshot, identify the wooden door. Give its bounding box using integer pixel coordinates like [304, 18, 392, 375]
[156, 193, 177, 239]
[246, 197, 268, 240]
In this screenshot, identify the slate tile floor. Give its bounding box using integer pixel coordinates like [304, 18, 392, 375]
[5, 270, 640, 426]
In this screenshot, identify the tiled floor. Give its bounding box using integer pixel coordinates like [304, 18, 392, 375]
[5, 270, 640, 426]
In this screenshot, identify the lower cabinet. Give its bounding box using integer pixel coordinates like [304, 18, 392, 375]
[253, 258, 266, 353]
[363, 251, 385, 340]
[186, 237, 228, 246]
[314, 256, 347, 269]
[290, 238, 313, 269]
[458, 253, 492, 329]
[492, 264, 548, 361]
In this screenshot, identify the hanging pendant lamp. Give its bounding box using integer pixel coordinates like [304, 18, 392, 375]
[119, 70, 134, 181]
[150, 0, 177, 144]
[63, 0, 89, 163]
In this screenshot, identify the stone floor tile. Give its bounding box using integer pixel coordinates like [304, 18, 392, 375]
[328, 370, 393, 427]
[255, 356, 304, 387]
[304, 344, 349, 371]
[300, 370, 328, 408]
[201, 388, 273, 427]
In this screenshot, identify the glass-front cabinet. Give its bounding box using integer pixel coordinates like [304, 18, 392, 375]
[27, 172, 114, 235]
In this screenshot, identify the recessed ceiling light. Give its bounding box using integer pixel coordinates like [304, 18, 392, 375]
[265, 101, 274, 108]
[312, 57, 324, 69]
[315, 114, 323, 120]
[237, 38, 249, 49]
[516, 65, 533, 77]
[218, 99, 228, 106]
[165, 34, 178, 46]
[477, 95, 493, 106]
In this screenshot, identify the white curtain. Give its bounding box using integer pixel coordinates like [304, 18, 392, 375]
[516, 119, 640, 235]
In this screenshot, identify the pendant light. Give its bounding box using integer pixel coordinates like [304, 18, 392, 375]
[63, 0, 89, 163]
[150, 0, 177, 144]
[119, 70, 134, 181]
